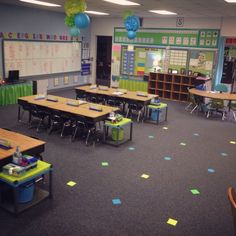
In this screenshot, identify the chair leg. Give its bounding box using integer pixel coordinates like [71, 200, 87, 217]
[36, 118, 44, 133]
[126, 108, 130, 118]
[48, 122, 54, 134]
[233, 112, 236, 121]
[185, 102, 192, 111]
[71, 126, 79, 142]
[190, 105, 198, 114]
[207, 110, 210, 118]
[137, 110, 141, 122]
[61, 123, 67, 137]
[86, 129, 92, 145]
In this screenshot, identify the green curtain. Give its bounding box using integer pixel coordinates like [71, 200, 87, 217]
[0, 82, 32, 106]
[119, 78, 148, 92]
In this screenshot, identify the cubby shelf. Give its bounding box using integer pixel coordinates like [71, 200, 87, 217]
[148, 72, 196, 102]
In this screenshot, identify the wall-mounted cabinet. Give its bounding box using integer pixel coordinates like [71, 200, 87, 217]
[148, 72, 196, 102]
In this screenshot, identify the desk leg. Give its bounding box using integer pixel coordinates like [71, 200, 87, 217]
[17, 105, 21, 122]
[49, 169, 53, 199]
[156, 110, 159, 125]
[130, 122, 133, 141]
[165, 106, 168, 121]
[13, 187, 19, 215]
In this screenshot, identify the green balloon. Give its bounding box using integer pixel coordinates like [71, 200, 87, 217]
[123, 10, 133, 20]
[65, 15, 75, 27]
[64, 0, 87, 16]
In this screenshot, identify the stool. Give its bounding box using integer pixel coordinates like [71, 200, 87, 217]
[147, 103, 168, 124]
[103, 118, 133, 146]
[0, 160, 53, 215]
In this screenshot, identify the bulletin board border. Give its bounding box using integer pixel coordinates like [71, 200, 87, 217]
[114, 27, 220, 49]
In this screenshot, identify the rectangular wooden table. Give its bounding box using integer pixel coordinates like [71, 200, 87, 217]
[0, 128, 45, 167]
[75, 85, 158, 105]
[18, 95, 119, 123]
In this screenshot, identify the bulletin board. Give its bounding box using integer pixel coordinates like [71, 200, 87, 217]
[120, 46, 194, 76]
[188, 50, 215, 75]
[3, 39, 82, 77]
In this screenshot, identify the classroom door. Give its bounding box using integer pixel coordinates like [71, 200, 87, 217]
[96, 36, 112, 86]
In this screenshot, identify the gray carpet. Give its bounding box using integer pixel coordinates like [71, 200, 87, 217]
[0, 88, 236, 236]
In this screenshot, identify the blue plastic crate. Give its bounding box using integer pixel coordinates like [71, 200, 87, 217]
[150, 108, 166, 122]
[18, 182, 35, 203]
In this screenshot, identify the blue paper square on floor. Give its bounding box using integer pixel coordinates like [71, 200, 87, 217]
[112, 198, 121, 205]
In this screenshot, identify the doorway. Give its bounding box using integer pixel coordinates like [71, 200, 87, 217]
[96, 36, 112, 86]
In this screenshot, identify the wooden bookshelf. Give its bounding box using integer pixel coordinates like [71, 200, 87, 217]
[148, 72, 197, 102]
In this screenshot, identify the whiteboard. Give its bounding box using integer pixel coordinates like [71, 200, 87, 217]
[3, 40, 81, 77]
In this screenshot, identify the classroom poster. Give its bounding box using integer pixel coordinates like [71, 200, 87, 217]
[188, 50, 214, 76]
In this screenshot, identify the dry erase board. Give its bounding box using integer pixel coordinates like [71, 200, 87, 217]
[3, 40, 81, 77]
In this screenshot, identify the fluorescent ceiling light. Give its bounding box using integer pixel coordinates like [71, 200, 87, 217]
[224, 0, 236, 2]
[103, 0, 140, 6]
[85, 11, 109, 15]
[19, 0, 61, 7]
[149, 10, 177, 15]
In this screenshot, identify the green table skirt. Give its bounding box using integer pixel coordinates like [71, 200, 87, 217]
[0, 82, 32, 106]
[119, 78, 148, 92]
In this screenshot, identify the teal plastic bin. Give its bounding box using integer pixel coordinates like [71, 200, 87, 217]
[149, 103, 167, 123]
[18, 182, 35, 203]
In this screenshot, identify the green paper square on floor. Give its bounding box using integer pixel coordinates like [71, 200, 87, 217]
[67, 181, 77, 187]
[190, 189, 200, 195]
[167, 218, 178, 226]
[101, 162, 109, 167]
[141, 174, 150, 179]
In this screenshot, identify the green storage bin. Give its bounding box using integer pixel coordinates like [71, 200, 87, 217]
[111, 128, 124, 141]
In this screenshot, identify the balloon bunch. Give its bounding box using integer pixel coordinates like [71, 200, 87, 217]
[64, 0, 90, 37]
[123, 10, 140, 40]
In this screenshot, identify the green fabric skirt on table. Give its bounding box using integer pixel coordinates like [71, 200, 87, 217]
[0, 82, 32, 106]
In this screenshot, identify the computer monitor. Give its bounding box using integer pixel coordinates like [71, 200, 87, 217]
[7, 70, 19, 83]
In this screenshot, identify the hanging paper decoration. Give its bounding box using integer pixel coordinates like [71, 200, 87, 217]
[64, 0, 87, 16]
[74, 13, 90, 29]
[69, 27, 80, 37]
[65, 15, 76, 27]
[124, 16, 140, 32]
[123, 11, 140, 40]
[64, 0, 90, 39]
[122, 10, 133, 20]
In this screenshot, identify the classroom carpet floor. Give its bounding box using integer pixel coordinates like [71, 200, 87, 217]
[0, 88, 236, 236]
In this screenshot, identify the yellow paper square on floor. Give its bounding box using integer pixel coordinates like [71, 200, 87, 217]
[67, 181, 77, 187]
[167, 218, 178, 226]
[141, 174, 150, 179]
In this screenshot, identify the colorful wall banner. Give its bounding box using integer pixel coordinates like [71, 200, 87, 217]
[0, 32, 79, 41]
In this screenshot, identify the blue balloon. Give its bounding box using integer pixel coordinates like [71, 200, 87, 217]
[127, 30, 136, 39]
[74, 13, 90, 29]
[69, 27, 80, 37]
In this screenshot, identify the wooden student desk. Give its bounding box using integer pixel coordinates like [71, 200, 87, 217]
[75, 85, 158, 105]
[18, 95, 119, 123]
[0, 128, 45, 167]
